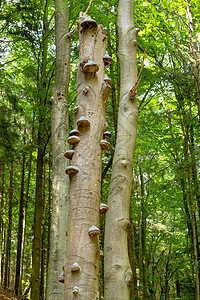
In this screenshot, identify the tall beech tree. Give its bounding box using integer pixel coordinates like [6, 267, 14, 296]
[46, 0, 70, 299]
[104, 0, 138, 298]
[64, 13, 111, 299]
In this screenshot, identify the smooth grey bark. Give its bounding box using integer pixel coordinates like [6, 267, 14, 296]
[46, 0, 70, 299]
[64, 14, 110, 299]
[104, 0, 138, 299]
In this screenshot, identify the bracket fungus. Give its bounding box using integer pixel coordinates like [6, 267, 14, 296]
[77, 116, 90, 127]
[100, 250, 104, 258]
[69, 129, 80, 137]
[74, 105, 79, 114]
[80, 18, 98, 30]
[83, 86, 89, 94]
[73, 286, 79, 295]
[103, 130, 111, 139]
[103, 53, 113, 66]
[100, 139, 110, 150]
[71, 262, 80, 272]
[104, 74, 112, 86]
[58, 271, 64, 283]
[67, 135, 80, 145]
[99, 202, 109, 214]
[88, 225, 100, 237]
[64, 149, 75, 160]
[82, 60, 99, 73]
[65, 166, 79, 175]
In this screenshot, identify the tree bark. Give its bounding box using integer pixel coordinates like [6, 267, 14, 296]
[0, 163, 4, 284]
[15, 154, 25, 297]
[186, 3, 200, 119]
[4, 162, 13, 289]
[138, 158, 148, 299]
[104, 0, 138, 298]
[40, 162, 46, 300]
[19, 152, 32, 296]
[31, 2, 49, 297]
[46, 0, 70, 298]
[64, 14, 110, 299]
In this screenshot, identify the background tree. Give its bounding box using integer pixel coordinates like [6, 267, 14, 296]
[46, 0, 70, 298]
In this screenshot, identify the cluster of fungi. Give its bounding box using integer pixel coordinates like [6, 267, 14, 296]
[61, 16, 113, 296]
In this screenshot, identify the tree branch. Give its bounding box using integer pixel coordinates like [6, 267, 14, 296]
[130, 49, 147, 99]
[66, 0, 93, 38]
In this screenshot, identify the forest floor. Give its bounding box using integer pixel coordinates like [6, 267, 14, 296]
[0, 287, 17, 300]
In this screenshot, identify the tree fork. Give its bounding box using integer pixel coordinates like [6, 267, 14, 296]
[64, 15, 111, 299]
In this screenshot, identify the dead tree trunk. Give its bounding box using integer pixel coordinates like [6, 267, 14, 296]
[64, 14, 111, 299]
[104, 0, 138, 298]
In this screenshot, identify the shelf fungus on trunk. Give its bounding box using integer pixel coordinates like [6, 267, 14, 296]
[64, 149, 75, 160]
[82, 60, 99, 74]
[99, 202, 109, 214]
[74, 105, 80, 114]
[88, 225, 100, 237]
[69, 129, 80, 137]
[65, 166, 79, 175]
[73, 286, 79, 295]
[58, 271, 64, 283]
[67, 135, 80, 145]
[100, 139, 110, 150]
[100, 250, 104, 258]
[77, 116, 90, 127]
[80, 18, 98, 30]
[103, 130, 111, 139]
[104, 74, 112, 86]
[103, 53, 113, 66]
[71, 262, 81, 272]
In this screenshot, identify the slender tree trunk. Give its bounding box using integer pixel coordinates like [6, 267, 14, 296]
[46, 0, 70, 298]
[31, 2, 49, 297]
[1, 229, 5, 285]
[15, 154, 25, 297]
[64, 14, 110, 299]
[19, 152, 32, 295]
[128, 216, 138, 298]
[0, 163, 4, 284]
[186, 3, 200, 119]
[31, 130, 45, 300]
[46, 155, 51, 271]
[40, 162, 46, 300]
[104, 0, 138, 298]
[138, 158, 148, 299]
[4, 162, 13, 289]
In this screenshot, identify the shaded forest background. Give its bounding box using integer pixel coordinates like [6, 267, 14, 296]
[0, 0, 200, 299]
